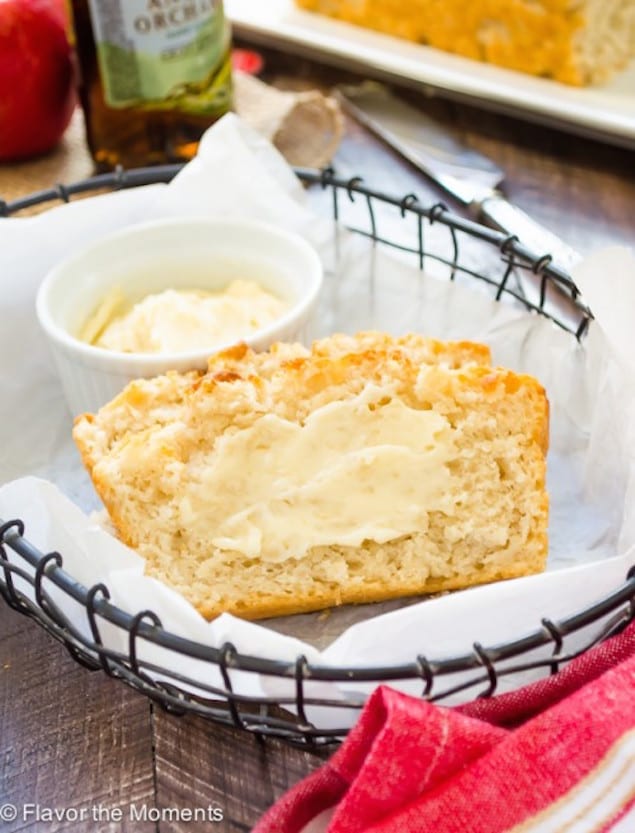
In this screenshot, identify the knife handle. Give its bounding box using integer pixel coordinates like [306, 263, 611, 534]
[479, 195, 581, 275]
[478, 195, 585, 331]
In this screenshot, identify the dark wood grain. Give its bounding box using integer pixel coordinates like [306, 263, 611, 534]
[152, 712, 328, 832]
[0, 603, 155, 833]
[2, 39, 635, 833]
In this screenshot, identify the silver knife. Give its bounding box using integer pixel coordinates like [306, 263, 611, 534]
[336, 83, 582, 276]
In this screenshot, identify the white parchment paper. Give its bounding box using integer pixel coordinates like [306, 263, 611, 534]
[1, 114, 634, 726]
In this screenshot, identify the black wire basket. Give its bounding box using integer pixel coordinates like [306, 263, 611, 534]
[1, 165, 634, 747]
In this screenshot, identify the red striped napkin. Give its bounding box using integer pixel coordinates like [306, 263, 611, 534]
[254, 618, 635, 833]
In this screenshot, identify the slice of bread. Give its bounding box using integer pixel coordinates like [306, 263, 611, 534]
[295, 0, 635, 86]
[73, 332, 548, 620]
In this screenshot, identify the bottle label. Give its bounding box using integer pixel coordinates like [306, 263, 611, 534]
[86, 0, 230, 113]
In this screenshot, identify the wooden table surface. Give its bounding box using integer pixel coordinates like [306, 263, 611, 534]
[1, 41, 635, 833]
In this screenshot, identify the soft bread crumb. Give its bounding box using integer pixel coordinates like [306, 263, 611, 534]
[73, 331, 548, 620]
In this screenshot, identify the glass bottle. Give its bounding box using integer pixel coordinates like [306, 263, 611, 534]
[68, 0, 233, 170]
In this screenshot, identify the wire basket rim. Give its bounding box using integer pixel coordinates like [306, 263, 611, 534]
[2, 519, 635, 685]
[0, 164, 626, 742]
[1, 164, 593, 333]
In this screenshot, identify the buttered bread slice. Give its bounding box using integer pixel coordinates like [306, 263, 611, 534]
[73, 332, 548, 620]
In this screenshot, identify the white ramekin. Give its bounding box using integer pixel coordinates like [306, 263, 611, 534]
[36, 217, 323, 415]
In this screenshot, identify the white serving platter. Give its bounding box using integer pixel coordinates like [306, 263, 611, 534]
[226, 0, 635, 149]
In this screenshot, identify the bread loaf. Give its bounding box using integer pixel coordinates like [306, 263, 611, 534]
[73, 332, 549, 620]
[295, 0, 635, 85]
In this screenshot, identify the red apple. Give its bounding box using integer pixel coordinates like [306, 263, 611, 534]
[0, 0, 76, 162]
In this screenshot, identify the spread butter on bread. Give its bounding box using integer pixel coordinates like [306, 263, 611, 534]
[73, 332, 549, 620]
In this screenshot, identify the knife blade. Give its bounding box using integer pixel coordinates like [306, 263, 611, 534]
[336, 82, 582, 278]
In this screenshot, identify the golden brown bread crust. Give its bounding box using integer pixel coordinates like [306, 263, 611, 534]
[294, 0, 635, 86]
[195, 559, 544, 620]
[74, 331, 493, 459]
[74, 331, 548, 620]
